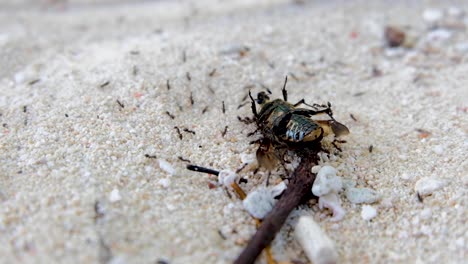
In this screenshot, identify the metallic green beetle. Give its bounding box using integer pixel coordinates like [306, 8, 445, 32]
[249, 76, 349, 148]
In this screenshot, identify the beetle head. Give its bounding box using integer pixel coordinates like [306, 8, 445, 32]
[256, 91, 270, 105]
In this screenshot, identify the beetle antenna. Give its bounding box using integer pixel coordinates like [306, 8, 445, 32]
[282, 76, 288, 101]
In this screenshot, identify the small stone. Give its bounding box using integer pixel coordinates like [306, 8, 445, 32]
[109, 188, 121, 203]
[414, 177, 446, 196]
[361, 205, 377, 221]
[345, 187, 381, 204]
[385, 26, 406, 48]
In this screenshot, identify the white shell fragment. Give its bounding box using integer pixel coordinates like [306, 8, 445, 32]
[218, 170, 238, 187]
[295, 215, 339, 264]
[312, 166, 345, 221]
[318, 193, 346, 222]
[312, 166, 342, 196]
[158, 159, 176, 175]
[414, 177, 446, 196]
[345, 187, 381, 204]
[242, 182, 286, 219]
[361, 205, 378, 221]
[109, 188, 121, 203]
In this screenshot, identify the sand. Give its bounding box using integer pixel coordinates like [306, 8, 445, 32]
[0, 0, 467, 263]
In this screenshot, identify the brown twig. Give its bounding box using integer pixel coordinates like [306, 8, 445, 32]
[234, 150, 319, 264]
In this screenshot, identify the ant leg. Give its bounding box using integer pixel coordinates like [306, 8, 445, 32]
[282, 76, 288, 101]
[248, 90, 258, 117]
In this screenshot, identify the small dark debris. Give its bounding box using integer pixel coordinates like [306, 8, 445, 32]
[289, 72, 299, 81]
[186, 72, 191, 81]
[94, 201, 105, 221]
[2, 123, 7, 128]
[224, 187, 233, 199]
[353, 92, 366, 97]
[190, 92, 194, 106]
[116, 99, 124, 108]
[207, 85, 215, 94]
[371, 66, 383, 77]
[368, 145, 373, 153]
[221, 126, 228, 137]
[165, 111, 175, 120]
[415, 128, 431, 138]
[182, 50, 187, 63]
[218, 230, 227, 240]
[145, 154, 157, 159]
[65, 113, 69, 117]
[222, 101, 226, 114]
[202, 106, 208, 114]
[23, 106, 28, 113]
[417, 192, 424, 203]
[209, 68, 217, 77]
[100, 81, 110, 88]
[178, 156, 191, 163]
[385, 26, 406, 48]
[350, 113, 357, 121]
[28, 79, 40, 85]
[239, 177, 248, 184]
[156, 259, 169, 264]
[166, 79, 171, 90]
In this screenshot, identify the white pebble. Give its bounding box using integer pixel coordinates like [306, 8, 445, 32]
[295, 215, 338, 264]
[157, 178, 171, 188]
[345, 187, 381, 204]
[361, 205, 377, 221]
[414, 177, 446, 196]
[218, 170, 238, 187]
[423, 8, 443, 24]
[109, 188, 121, 203]
[420, 208, 432, 220]
[158, 159, 176, 176]
[312, 166, 342, 196]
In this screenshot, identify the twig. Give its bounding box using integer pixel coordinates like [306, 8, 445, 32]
[234, 150, 319, 264]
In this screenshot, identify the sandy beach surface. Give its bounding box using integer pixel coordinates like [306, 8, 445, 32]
[1, 0, 467, 263]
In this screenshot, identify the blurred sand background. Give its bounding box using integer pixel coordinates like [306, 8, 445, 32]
[0, 0, 467, 263]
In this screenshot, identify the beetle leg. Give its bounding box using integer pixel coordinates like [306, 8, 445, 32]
[293, 99, 325, 109]
[282, 76, 288, 101]
[248, 90, 258, 118]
